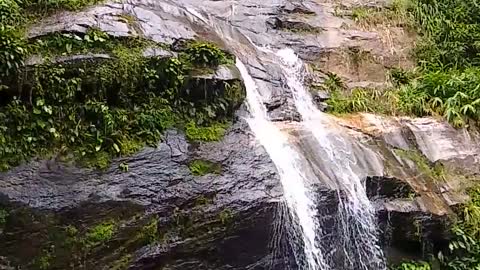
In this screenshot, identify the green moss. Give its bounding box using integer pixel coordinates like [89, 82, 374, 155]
[37, 251, 53, 270]
[141, 222, 158, 243]
[394, 149, 446, 182]
[194, 195, 214, 206]
[390, 261, 431, 270]
[85, 221, 115, 247]
[119, 162, 129, 172]
[110, 254, 132, 270]
[185, 121, 227, 142]
[188, 159, 222, 176]
[64, 225, 78, 236]
[138, 217, 159, 245]
[219, 209, 233, 225]
[0, 203, 159, 269]
[118, 13, 136, 25]
[0, 209, 8, 226]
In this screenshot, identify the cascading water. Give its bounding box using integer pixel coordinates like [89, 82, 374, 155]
[274, 48, 386, 270]
[236, 60, 328, 270]
[176, 3, 386, 268]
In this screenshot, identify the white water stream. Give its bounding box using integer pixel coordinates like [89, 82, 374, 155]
[236, 48, 386, 269]
[236, 60, 328, 270]
[274, 48, 386, 270]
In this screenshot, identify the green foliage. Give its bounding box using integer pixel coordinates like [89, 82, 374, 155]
[188, 159, 222, 176]
[0, 0, 241, 171]
[110, 254, 132, 270]
[390, 67, 416, 86]
[323, 72, 345, 92]
[185, 121, 227, 142]
[37, 252, 52, 270]
[438, 187, 480, 270]
[139, 217, 159, 245]
[184, 41, 233, 67]
[0, 0, 104, 78]
[85, 221, 115, 248]
[409, 0, 480, 125]
[347, 0, 413, 28]
[413, 0, 480, 69]
[0, 25, 27, 77]
[20, 0, 103, 14]
[0, 33, 240, 170]
[394, 149, 446, 182]
[327, 0, 480, 127]
[219, 209, 233, 225]
[0, 209, 8, 226]
[392, 261, 431, 270]
[0, 0, 22, 26]
[327, 88, 401, 115]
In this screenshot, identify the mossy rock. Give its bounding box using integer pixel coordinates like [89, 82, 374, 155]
[0, 201, 161, 270]
[188, 159, 222, 176]
[0, 27, 245, 171]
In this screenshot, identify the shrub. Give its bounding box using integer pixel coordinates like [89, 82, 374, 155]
[436, 187, 480, 270]
[327, 0, 480, 127]
[0, 26, 27, 77]
[392, 261, 431, 270]
[185, 41, 232, 67]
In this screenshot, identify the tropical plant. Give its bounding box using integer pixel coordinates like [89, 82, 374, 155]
[392, 261, 431, 270]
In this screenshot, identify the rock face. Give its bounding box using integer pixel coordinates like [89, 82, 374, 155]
[0, 120, 291, 269]
[277, 111, 480, 264]
[336, 113, 480, 262]
[1, 0, 480, 269]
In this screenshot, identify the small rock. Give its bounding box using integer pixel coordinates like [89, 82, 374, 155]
[142, 47, 176, 58]
[281, 3, 316, 15]
[264, 96, 286, 112]
[313, 90, 330, 101]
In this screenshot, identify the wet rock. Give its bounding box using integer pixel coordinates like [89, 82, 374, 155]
[192, 64, 241, 81]
[270, 109, 302, 122]
[266, 16, 322, 33]
[315, 101, 329, 112]
[378, 209, 452, 264]
[0, 120, 287, 269]
[130, 202, 293, 270]
[313, 90, 330, 101]
[312, 90, 330, 111]
[280, 2, 316, 15]
[264, 95, 287, 112]
[0, 257, 14, 270]
[266, 17, 283, 30]
[366, 176, 416, 200]
[28, 1, 198, 44]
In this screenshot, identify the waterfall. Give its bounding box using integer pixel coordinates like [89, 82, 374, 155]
[237, 49, 386, 270]
[274, 48, 386, 270]
[236, 60, 329, 270]
[175, 3, 386, 268]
